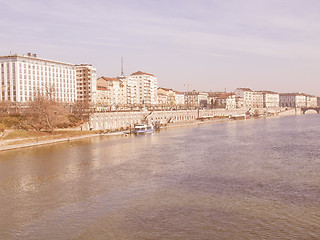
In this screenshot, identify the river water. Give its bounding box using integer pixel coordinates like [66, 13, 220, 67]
[0, 115, 319, 240]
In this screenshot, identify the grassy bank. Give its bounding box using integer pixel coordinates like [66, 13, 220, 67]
[0, 130, 101, 147]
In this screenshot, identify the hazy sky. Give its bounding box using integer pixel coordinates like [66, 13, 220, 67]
[1, 0, 320, 95]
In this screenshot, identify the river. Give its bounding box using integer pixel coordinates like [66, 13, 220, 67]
[0, 115, 319, 239]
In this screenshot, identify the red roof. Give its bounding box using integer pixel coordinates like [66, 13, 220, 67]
[98, 77, 121, 82]
[237, 88, 252, 92]
[131, 71, 155, 77]
[158, 87, 173, 91]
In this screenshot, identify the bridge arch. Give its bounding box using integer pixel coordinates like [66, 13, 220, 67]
[301, 107, 320, 114]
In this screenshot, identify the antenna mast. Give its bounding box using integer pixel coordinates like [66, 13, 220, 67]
[121, 57, 124, 76]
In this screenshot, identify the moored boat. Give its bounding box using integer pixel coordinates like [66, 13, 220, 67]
[134, 124, 154, 134]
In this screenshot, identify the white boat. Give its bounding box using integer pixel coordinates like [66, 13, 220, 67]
[134, 124, 154, 134]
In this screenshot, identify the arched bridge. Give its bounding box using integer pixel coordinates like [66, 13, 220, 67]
[301, 107, 320, 114]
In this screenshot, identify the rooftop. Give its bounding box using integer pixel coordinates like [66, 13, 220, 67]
[0, 53, 75, 66]
[236, 88, 252, 92]
[131, 71, 155, 77]
[98, 77, 122, 82]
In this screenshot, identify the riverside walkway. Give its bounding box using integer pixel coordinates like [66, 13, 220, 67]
[0, 133, 103, 152]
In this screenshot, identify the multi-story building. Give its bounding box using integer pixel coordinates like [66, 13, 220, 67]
[306, 95, 318, 107]
[208, 92, 236, 109]
[235, 97, 244, 108]
[234, 88, 253, 107]
[174, 91, 185, 105]
[96, 86, 109, 107]
[157, 93, 168, 105]
[0, 53, 76, 103]
[279, 93, 306, 108]
[76, 64, 97, 105]
[157, 87, 175, 105]
[257, 91, 279, 108]
[252, 91, 264, 108]
[97, 77, 126, 106]
[124, 71, 158, 105]
[184, 91, 208, 107]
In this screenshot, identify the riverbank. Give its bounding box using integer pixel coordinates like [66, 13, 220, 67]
[0, 109, 299, 152]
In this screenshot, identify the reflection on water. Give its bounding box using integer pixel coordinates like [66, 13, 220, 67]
[0, 115, 320, 239]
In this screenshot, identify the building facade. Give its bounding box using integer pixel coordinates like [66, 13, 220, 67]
[76, 64, 97, 105]
[208, 92, 236, 109]
[252, 91, 264, 108]
[257, 91, 279, 108]
[184, 91, 208, 107]
[124, 71, 158, 105]
[174, 91, 185, 105]
[234, 88, 253, 107]
[0, 53, 76, 103]
[157, 87, 175, 105]
[97, 77, 126, 106]
[96, 86, 109, 107]
[306, 95, 318, 107]
[279, 93, 306, 108]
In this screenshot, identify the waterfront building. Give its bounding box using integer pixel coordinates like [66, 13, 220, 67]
[96, 86, 109, 107]
[208, 92, 236, 109]
[306, 95, 318, 107]
[0, 53, 76, 103]
[235, 97, 245, 108]
[174, 91, 185, 105]
[257, 91, 279, 108]
[207, 92, 216, 107]
[234, 88, 253, 107]
[279, 93, 306, 108]
[97, 77, 126, 106]
[76, 64, 97, 105]
[157, 87, 175, 105]
[124, 71, 158, 105]
[157, 93, 168, 105]
[252, 91, 264, 108]
[184, 91, 208, 107]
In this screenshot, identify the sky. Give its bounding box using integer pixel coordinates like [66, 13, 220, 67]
[1, 0, 320, 95]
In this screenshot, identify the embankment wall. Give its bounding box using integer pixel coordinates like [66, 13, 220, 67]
[86, 107, 291, 131]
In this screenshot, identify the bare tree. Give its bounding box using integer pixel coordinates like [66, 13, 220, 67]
[26, 88, 69, 133]
[72, 100, 91, 122]
[0, 100, 12, 117]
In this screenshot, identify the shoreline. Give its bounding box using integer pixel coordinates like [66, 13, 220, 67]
[0, 112, 298, 152]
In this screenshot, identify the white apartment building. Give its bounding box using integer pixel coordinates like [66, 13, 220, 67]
[0, 53, 76, 103]
[97, 77, 126, 106]
[157, 93, 168, 105]
[174, 91, 185, 105]
[157, 87, 175, 105]
[306, 95, 318, 107]
[124, 71, 158, 105]
[252, 91, 264, 108]
[257, 91, 279, 108]
[235, 97, 244, 108]
[76, 64, 97, 105]
[234, 88, 253, 107]
[279, 93, 306, 108]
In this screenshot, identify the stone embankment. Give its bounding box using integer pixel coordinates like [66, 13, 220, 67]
[86, 107, 293, 131]
[0, 107, 299, 152]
